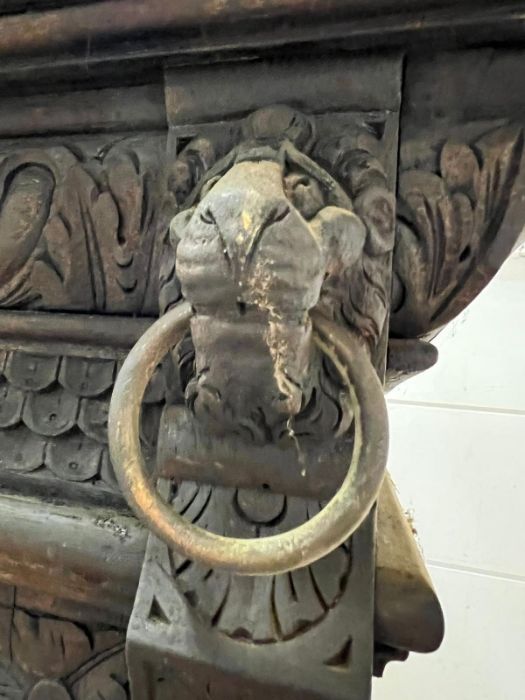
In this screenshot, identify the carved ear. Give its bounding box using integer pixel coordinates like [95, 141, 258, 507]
[311, 205, 366, 327]
[159, 209, 195, 315]
[312, 205, 391, 343]
[185, 148, 238, 207]
[311, 205, 367, 288]
[282, 143, 353, 210]
[169, 208, 194, 248]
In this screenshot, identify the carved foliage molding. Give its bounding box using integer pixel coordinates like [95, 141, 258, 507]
[391, 125, 524, 337]
[0, 138, 168, 315]
[163, 481, 351, 645]
[0, 585, 129, 699]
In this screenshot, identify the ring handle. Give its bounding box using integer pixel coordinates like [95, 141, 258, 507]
[108, 301, 388, 576]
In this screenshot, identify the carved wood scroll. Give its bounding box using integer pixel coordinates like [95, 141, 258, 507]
[0, 137, 168, 315]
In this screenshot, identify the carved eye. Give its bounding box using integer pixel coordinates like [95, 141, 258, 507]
[199, 208, 215, 225]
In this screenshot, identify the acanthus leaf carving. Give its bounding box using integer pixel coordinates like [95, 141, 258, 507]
[0, 139, 167, 316]
[0, 583, 129, 700]
[391, 124, 524, 338]
[157, 481, 352, 645]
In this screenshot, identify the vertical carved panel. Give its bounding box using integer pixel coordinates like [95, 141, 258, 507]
[126, 54, 402, 700]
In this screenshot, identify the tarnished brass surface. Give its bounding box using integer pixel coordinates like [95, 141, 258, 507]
[108, 301, 388, 576]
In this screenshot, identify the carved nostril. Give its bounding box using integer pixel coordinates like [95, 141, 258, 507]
[269, 204, 289, 224]
[199, 207, 215, 225]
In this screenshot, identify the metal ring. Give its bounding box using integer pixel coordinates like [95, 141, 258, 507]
[108, 301, 388, 576]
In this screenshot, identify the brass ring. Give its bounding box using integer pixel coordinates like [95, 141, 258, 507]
[108, 301, 388, 576]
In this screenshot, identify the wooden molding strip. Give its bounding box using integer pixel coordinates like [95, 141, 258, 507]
[0, 84, 166, 137]
[0, 310, 153, 358]
[0, 1, 523, 67]
[0, 492, 146, 617]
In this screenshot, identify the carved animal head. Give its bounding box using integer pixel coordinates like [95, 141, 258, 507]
[162, 106, 394, 443]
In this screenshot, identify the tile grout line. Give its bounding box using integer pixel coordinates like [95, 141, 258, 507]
[387, 398, 525, 417]
[427, 559, 525, 584]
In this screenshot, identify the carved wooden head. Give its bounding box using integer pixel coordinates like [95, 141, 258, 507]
[164, 106, 395, 442]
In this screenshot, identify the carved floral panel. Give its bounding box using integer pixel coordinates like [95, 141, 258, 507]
[0, 136, 169, 316]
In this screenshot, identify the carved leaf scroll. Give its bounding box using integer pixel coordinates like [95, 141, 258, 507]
[12, 611, 92, 679]
[0, 141, 166, 316]
[0, 587, 129, 699]
[391, 125, 524, 337]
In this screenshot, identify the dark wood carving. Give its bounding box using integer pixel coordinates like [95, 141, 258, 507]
[0, 348, 164, 494]
[127, 482, 375, 700]
[0, 11, 523, 698]
[0, 584, 129, 699]
[167, 481, 351, 643]
[160, 104, 395, 446]
[392, 125, 524, 338]
[0, 138, 167, 315]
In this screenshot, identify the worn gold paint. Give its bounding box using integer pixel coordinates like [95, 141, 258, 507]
[241, 210, 252, 232]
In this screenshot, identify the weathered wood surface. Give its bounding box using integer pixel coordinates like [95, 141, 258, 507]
[0, 0, 524, 67]
[0, 2, 523, 696]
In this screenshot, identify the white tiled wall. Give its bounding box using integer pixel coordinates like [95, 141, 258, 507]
[374, 244, 525, 700]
